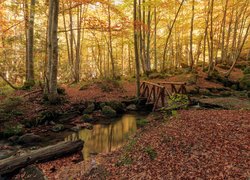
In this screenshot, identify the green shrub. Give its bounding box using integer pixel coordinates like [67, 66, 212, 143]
[136, 118, 149, 128]
[3, 122, 24, 137]
[0, 97, 23, 113]
[144, 146, 157, 160]
[239, 74, 250, 90]
[243, 67, 250, 75]
[116, 155, 133, 166]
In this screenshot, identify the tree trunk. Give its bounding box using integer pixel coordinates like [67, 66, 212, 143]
[45, 0, 59, 102]
[0, 140, 83, 176]
[162, 0, 185, 71]
[134, 0, 140, 97]
[26, 0, 36, 85]
[189, 0, 194, 70]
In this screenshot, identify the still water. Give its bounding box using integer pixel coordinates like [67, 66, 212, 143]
[65, 114, 138, 159]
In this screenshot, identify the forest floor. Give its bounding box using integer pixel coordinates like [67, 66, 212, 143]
[1, 67, 250, 179]
[49, 110, 250, 179]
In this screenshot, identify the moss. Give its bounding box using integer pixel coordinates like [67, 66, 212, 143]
[136, 118, 149, 128]
[3, 122, 24, 137]
[51, 124, 65, 132]
[239, 74, 250, 90]
[82, 114, 94, 122]
[105, 101, 125, 114]
[22, 80, 35, 90]
[102, 106, 117, 118]
[243, 67, 250, 75]
[83, 103, 95, 114]
[0, 97, 23, 113]
[144, 146, 157, 160]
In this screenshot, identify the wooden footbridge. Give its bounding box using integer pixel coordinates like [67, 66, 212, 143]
[139, 81, 189, 111]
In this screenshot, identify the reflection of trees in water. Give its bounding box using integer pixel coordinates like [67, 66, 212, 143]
[65, 115, 137, 159]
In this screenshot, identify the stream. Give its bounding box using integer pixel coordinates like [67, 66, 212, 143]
[65, 113, 145, 160]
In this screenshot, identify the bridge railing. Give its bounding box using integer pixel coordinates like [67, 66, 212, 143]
[140, 81, 189, 111]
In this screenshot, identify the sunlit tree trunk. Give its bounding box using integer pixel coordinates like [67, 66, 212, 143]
[221, 0, 228, 64]
[107, 1, 115, 79]
[45, 0, 59, 102]
[26, 0, 36, 85]
[162, 0, 185, 71]
[189, 0, 194, 70]
[134, 0, 140, 97]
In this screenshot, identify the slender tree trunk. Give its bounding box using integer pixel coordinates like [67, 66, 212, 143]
[108, 1, 115, 79]
[221, 0, 228, 64]
[208, 0, 214, 76]
[225, 23, 250, 77]
[162, 0, 185, 71]
[153, 2, 157, 71]
[189, 0, 194, 70]
[146, 0, 151, 74]
[27, 0, 36, 85]
[134, 0, 140, 97]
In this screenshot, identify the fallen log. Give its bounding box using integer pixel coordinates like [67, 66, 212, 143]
[0, 140, 84, 175]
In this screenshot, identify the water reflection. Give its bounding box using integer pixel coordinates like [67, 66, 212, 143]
[65, 114, 137, 159]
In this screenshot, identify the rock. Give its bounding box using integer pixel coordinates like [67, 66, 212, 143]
[70, 126, 82, 132]
[105, 101, 126, 113]
[19, 165, 47, 180]
[18, 133, 42, 146]
[126, 104, 137, 111]
[8, 136, 19, 143]
[83, 123, 94, 130]
[83, 103, 95, 114]
[82, 114, 94, 123]
[102, 106, 117, 118]
[51, 124, 65, 132]
[239, 74, 250, 90]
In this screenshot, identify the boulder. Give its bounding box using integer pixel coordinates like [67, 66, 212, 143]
[102, 106, 117, 118]
[105, 101, 126, 113]
[70, 125, 82, 132]
[83, 103, 95, 114]
[18, 133, 42, 146]
[126, 104, 137, 111]
[18, 165, 47, 180]
[51, 124, 65, 132]
[82, 114, 94, 123]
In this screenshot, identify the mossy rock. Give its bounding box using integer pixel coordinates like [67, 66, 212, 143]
[102, 106, 117, 118]
[3, 122, 24, 137]
[239, 74, 250, 90]
[243, 67, 250, 75]
[82, 114, 94, 123]
[83, 103, 95, 114]
[105, 101, 125, 114]
[51, 124, 65, 132]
